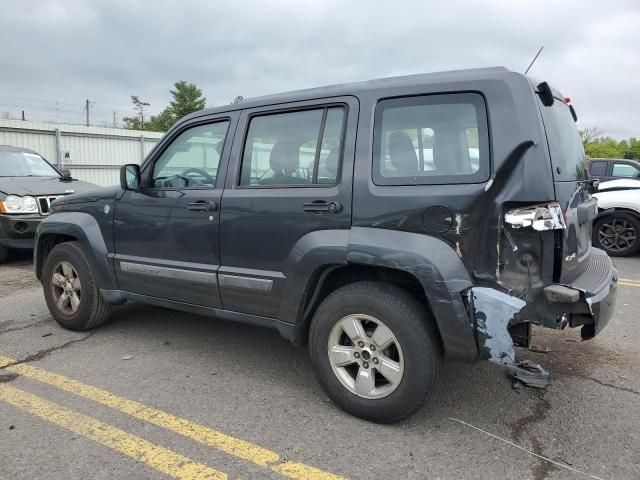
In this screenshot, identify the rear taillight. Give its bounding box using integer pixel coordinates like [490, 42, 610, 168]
[504, 202, 566, 231]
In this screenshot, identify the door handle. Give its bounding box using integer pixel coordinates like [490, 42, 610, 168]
[187, 200, 218, 212]
[303, 201, 342, 214]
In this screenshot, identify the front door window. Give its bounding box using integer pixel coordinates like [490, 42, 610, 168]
[151, 121, 229, 188]
[612, 163, 640, 178]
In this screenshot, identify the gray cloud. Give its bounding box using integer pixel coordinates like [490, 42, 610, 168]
[1, 0, 638, 137]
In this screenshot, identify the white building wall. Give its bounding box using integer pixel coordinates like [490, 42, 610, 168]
[0, 119, 164, 186]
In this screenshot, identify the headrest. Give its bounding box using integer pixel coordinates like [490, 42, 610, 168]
[388, 131, 418, 176]
[433, 133, 460, 175]
[269, 142, 299, 173]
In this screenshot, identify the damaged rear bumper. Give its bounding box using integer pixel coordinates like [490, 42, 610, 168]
[543, 248, 617, 339]
[468, 248, 617, 364]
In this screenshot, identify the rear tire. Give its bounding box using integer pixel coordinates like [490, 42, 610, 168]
[42, 241, 111, 331]
[0, 245, 8, 263]
[308, 281, 442, 423]
[593, 212, 640, 257]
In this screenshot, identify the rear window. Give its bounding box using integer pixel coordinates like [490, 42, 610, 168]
[373, 93, 490, 186]
[538, 99, 588, 181]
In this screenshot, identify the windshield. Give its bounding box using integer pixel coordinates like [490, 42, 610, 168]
[538, 99, 588, 182]
[0, 151, 60, 177]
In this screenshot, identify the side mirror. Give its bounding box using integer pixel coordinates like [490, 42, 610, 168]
[59, 168, 73, 181]
[120, 164, 141, 191]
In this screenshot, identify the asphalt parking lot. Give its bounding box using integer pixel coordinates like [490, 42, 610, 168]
[0, 252, 638, 480]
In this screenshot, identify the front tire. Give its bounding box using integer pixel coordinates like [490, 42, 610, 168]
[593, 212, 640, 257]
[308, 281, 442, 423]
[42, 241, 111, 331]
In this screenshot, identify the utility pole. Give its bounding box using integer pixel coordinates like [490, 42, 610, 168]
[113, 111, 117, 128]
[85, 99, 90, 126]
[21, 110, 25, 121]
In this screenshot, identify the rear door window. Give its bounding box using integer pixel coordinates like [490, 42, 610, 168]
[373, 93, 490, 186]
[239, 107, 345, 187]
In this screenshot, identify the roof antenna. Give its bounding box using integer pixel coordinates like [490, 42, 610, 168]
[524, 45, 544, 75]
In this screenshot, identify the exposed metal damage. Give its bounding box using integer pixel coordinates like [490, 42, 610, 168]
[468, 286, 550, 388]
[432, 127, 617, 394]
[469, 287, 525, 365]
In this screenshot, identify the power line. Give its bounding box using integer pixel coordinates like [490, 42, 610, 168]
[0, 101, 83, 113]
[0, 102, 139, 119]
[0, 96, 142, 116]
[0, 93, 163, 128]
[0, 95, 83, 108]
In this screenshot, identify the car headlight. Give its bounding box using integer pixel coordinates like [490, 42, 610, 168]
[22, 196, 38, 213]
[0, 195, 39, 214]
[4, 195, 23, 212]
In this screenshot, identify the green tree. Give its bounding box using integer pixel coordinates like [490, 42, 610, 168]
[122, 95, 150, 130]
[579, 127, 640, 160]
[167, 81, 206, 121]
[146, 109, 174, 132]
[626, 138, 640, 160]
[142, 81, 207, 132]
[584, 138, 623, 158]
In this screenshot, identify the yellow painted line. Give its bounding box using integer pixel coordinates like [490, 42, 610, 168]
[0, 384, 226, 480]
[619, 278, 640, 287]
[0, 356, 344, 480]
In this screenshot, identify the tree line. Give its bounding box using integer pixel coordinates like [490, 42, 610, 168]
[580, 127, 640, 160]
[123, 81, 242, 133]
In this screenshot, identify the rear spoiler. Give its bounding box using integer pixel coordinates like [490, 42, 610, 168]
[535, 81, 578, 121]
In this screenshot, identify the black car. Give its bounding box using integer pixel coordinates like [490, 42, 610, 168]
[588, 158, 640, 182]
[34, 68, 616, 423]
[0, 145, 98, 262]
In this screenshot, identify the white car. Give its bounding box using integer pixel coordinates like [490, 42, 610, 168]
[593, 179, 640, 256]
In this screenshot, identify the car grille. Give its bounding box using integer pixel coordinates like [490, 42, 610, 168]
[37, 195, 65, 215]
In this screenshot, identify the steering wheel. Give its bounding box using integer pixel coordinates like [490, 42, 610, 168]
[181, 168, 215, 186]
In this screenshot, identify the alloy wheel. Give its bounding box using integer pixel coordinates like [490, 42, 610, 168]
[50, 261, 82, 315]
[327, 314, 404, 399]
[598, 218, 637, 253]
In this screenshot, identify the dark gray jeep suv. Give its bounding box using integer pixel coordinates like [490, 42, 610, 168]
[0, 145, 97, 262]
[34, 68, 617, 422]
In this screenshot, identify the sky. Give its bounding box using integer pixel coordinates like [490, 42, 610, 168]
[0, 0, 638, 138]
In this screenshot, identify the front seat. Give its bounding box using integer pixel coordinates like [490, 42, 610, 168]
[433, 132, 463, 175]
[317, 148, 340, 184]
[259, 142, 309, 185]
[388, 131, 419, 177]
